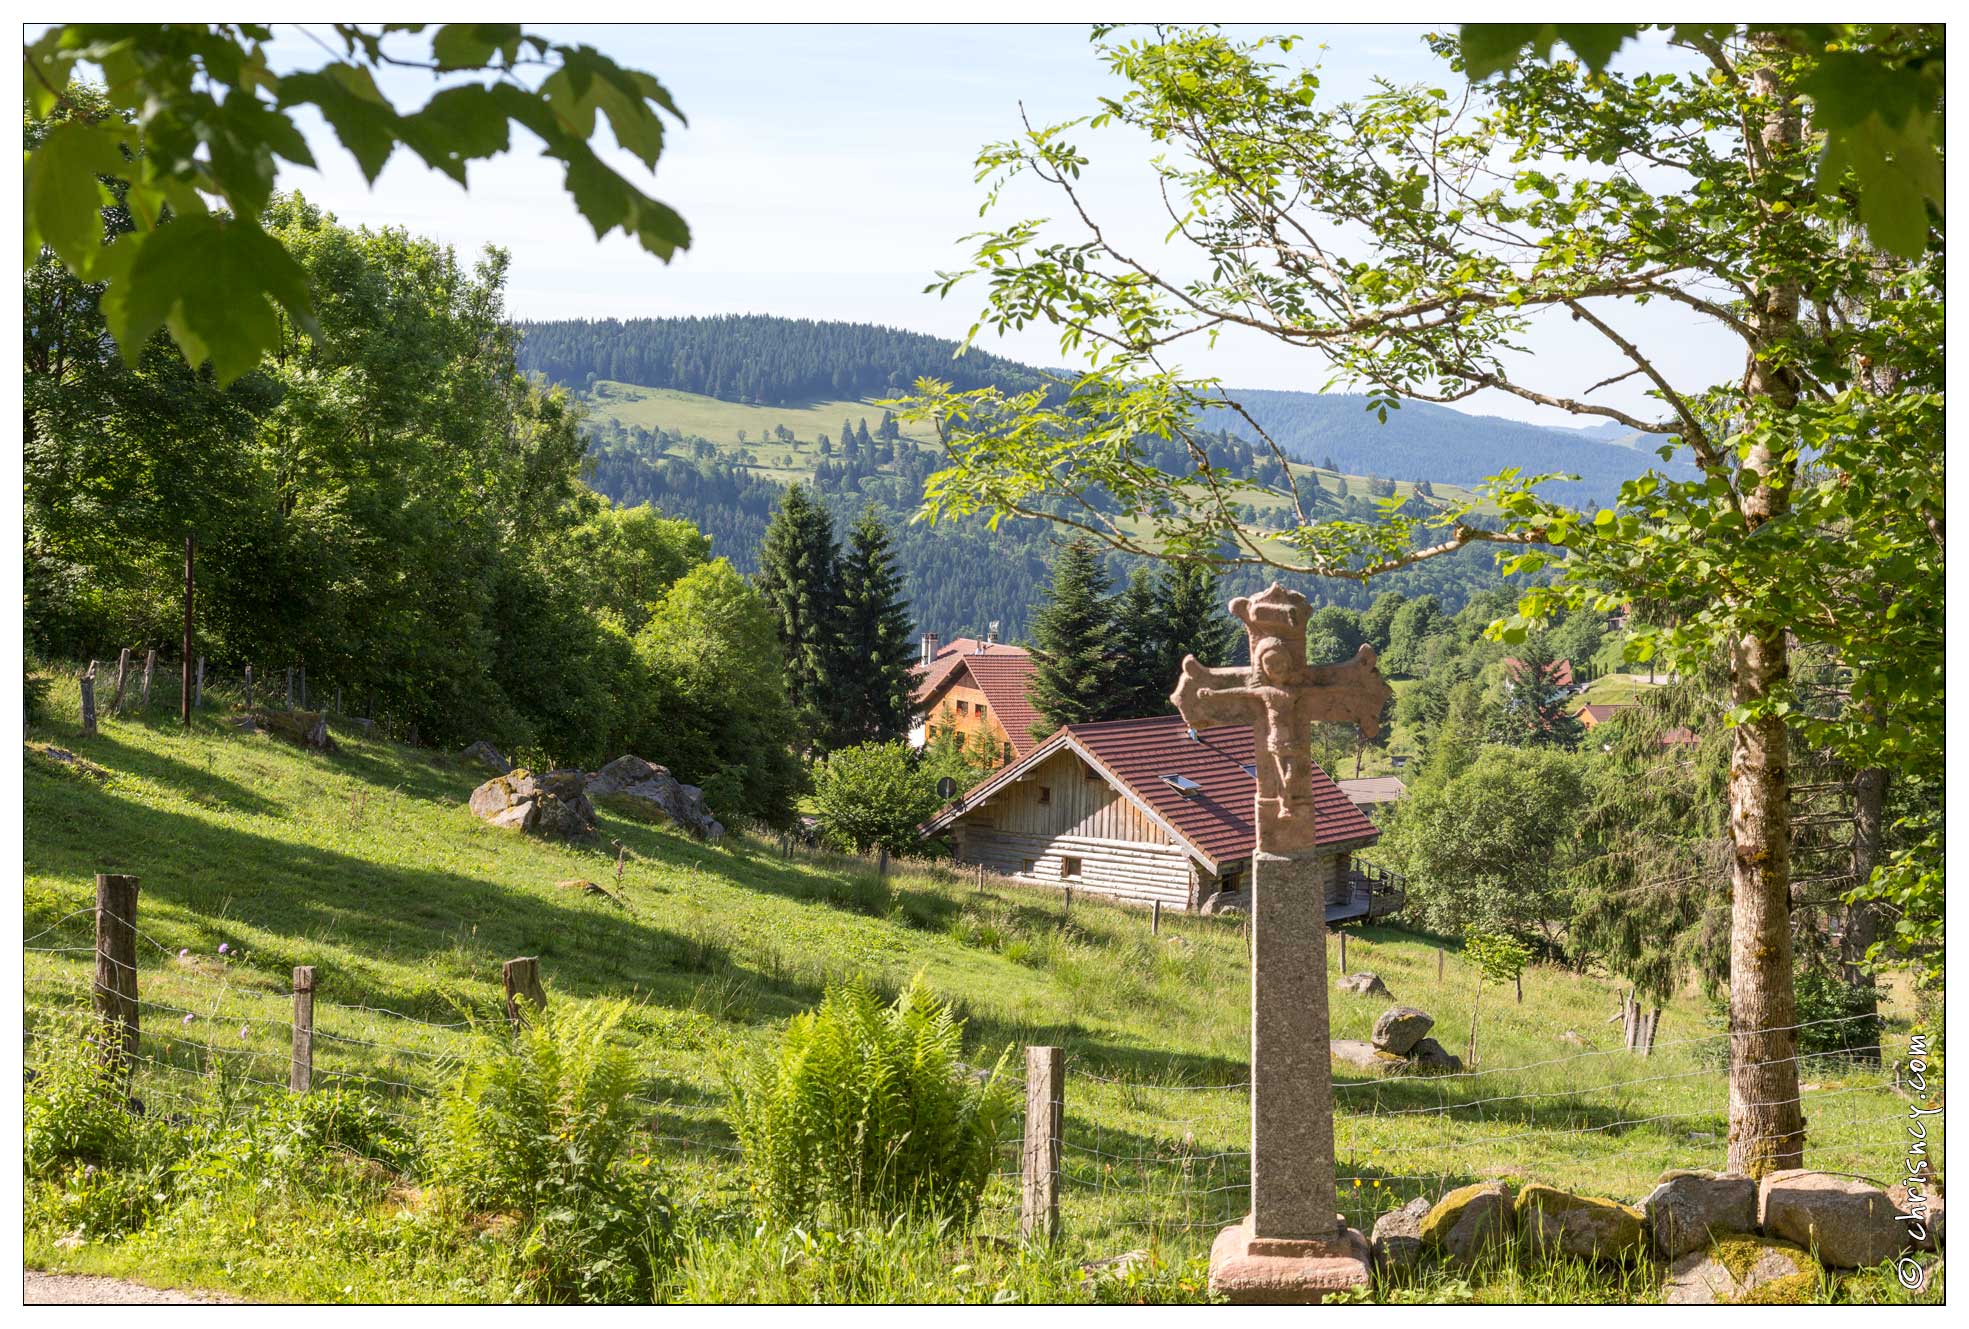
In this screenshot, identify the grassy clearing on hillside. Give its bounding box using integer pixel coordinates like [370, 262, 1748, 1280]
[578, 381, 1494, 516]
[22, 671, 1936, 1303]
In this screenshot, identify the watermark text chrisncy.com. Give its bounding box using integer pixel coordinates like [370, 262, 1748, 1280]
[1893, 1032, 1940, 1291]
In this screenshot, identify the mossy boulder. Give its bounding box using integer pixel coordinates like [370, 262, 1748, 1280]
[1663, 1236, 1821, 1304]
[1420, 1181, 1513, 1263]
[1331, 1039, 1410, 1076]
[1643, 1169, 1758, 1259]
[1515, 1183, 1647, 1261]
[468, 767, 597, 842]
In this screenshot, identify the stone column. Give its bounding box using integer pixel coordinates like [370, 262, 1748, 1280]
[1249, 846, 1338, 1239]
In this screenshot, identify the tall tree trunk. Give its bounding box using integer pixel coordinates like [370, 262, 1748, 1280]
[1840, 767, 1888, 1050]
[1726, 42, 1806, 1178]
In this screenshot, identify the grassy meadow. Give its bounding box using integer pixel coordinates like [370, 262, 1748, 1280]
[577, 379, 1487, 517]
[21, 667, 1934, 1303]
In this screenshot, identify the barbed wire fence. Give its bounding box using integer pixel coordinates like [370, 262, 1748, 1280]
[27, 881, 1925, 1255]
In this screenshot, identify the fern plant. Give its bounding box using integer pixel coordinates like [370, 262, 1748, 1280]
[426, 999, 671, 1303]
[729, 973, 1016, 1223]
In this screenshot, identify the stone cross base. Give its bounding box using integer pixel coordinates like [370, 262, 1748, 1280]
[1208, 1216, 1372, 1304]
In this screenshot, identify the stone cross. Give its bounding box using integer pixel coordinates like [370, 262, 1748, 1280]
[1170, 582, 1392, 1302]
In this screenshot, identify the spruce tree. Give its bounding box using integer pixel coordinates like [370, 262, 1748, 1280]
[1026, 539, 1116, 741]
[1109, 566, 1170, 719]
[1155, 562, 1235, 685]
[856, 418, 872, 448]
[754, 484, 842, 745]
[1490, 639, 1584, 750]
[835, 504, 918, 746]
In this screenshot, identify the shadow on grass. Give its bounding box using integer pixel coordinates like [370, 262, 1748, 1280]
[24, 755, 827, 1027]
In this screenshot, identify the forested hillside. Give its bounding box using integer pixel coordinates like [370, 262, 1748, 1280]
[516, 313, 1055, 406]
[521, 314, 1689, 507]
[1197, 391, 1692, 506]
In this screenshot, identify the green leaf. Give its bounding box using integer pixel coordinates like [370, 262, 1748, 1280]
[278, 63, 400, 183]
[108, 215, 317, 383]
[25, 120, 129, 271]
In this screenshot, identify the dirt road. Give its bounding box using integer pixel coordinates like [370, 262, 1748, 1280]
[24, 1270, 244, 1304]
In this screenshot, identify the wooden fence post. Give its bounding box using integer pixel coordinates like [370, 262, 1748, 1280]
[1152, 899, 1161, 936]
[290, 966, 316, 1092]
[1515, 971, 1523, 1004]
[94, 874, 140, 1071]
[1061, 885, 1072, 927]
[285, 667, 294, 710]
[141, 648, 156, 707]
[194, 656, 205, 710]
[976, 864, 985, 893]
[503, 957, 546, 1028]
[1021, 1045, 1063, 1241]
[1644, 1006, 1663, 1057]
[244, 664, 254, 709]
[1437, 947, 1445, 983]
[877, 846, 889, 880]
[299, 665, 307, 710]
[79, 663, 98, 737]
[112, 648, 131, 712]
[1339, 929, 1349, 975]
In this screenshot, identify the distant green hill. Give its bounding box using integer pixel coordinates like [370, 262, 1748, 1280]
[520, 313, 1690, 507]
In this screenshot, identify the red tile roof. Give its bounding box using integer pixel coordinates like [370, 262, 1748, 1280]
[925, 714, 1379, 869]
[911, 637, 1029, 705]
[1505, 656, 1575, 689]
[963, 653, 1045, 758]
[1577, 702, 1635, 727]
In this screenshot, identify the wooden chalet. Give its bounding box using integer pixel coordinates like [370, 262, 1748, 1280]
[920, 713, 1400, 921]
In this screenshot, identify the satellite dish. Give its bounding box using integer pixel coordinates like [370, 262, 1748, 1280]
[936, 776, 958, 800]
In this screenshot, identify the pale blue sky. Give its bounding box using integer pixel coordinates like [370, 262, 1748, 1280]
[257, 22, 1732, 427]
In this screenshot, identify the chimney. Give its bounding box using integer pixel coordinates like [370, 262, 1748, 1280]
[921, 632, 940, 666]
[987, 619, 1000, 647]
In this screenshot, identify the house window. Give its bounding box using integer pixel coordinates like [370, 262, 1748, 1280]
[1062, 856, 1082, 879]
[1021, 859, 1036, 876]
[1002, 742, 1012, 765]
[1038, 785, 1052, 805]
[978, 705, 989, 722]
[956, 700, 969, 715]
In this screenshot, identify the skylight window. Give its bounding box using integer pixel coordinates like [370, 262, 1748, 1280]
[1241, 764, 1257, 779]
[1161, 773, 1204, 797]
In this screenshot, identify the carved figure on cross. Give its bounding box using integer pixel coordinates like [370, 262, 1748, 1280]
[1171, 584, 1392, 852]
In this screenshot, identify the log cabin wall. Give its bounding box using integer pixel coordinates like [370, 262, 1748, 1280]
[948, 749, 1198, 909]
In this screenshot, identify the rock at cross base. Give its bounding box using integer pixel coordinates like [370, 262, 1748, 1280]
[1371, 1006, 1434, 1056]
[1420, 1181, 1514, 1264]
[1514, 1183, 1647, 1262]
[1642, 1169, 1758, 1260]
[1370, 1195, 1434, 1275]
[1207, 1218, 1372, 1304]
[1336, 972, 1390, 998]
[1662, 1236, 1821, 1304]
[468, 767, 598, 843]
[1760, 1170, 1905, 1269]
[586, 754, 725, 841]
[459, 739, 510, 773]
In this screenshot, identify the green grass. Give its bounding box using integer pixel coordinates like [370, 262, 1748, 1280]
[22, 666, 1935, 1303]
